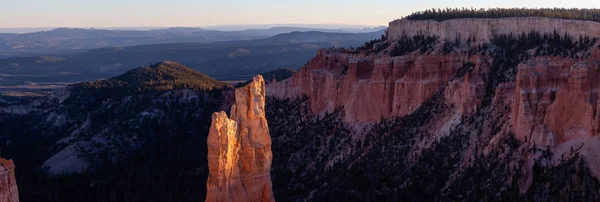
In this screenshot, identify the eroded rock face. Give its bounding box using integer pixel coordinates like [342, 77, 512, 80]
[0, 159, 19, 202]
[511, 58, 600, 145]
[206, 75, 274, 202]
[267, 50, 481, 122]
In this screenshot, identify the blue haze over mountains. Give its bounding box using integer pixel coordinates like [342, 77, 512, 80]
[0, 26, 386, 86]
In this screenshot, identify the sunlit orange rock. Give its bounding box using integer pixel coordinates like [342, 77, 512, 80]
[206, 75, 274, 202]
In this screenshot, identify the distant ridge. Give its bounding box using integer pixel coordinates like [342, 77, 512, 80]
[263, 30, 385, 43]
[75, 61, 231, 95]
[0, 29, 386, 85]
[201, 24, 386, 32]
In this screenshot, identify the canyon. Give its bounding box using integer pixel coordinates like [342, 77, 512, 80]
[206, 75, 274, 202]
[265, 17, 600, 200]
[4, 10, 600, 202]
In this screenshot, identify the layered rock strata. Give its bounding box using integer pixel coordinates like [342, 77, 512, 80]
[267, 50, 483, 122]
[206, 75, 274, 202]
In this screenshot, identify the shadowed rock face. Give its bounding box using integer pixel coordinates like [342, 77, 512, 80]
[206, 75, 274, 202]
[0, 159, 19, 202]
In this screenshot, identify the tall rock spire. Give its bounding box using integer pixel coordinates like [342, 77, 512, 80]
[206, 75, 275, 202]
[0, 158, 19, 202]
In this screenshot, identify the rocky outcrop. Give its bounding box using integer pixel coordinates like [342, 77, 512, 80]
[0, 159, 19, 202]
[388, 17, 600, 42]
[206, 75, 274, 202]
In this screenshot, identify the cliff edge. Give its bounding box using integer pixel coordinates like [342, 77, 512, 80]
[388, 17, 600, 42]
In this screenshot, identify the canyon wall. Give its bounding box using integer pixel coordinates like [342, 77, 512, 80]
[512, 58, 600, 144]
[266, 17, 600, 192]
[206, 75, 274, 202]
[388, 17, 600, 42]
[267, 49, 486, 122]
[0, 159, 19, 202]
[267, 18, 600, 134]
[267, 32, 600, 144]
[510, 57, 600, 149]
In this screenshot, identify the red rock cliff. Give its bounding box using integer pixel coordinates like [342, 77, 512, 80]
[511, 58, 600, 144]
[0, 159, 19, 202]
[266, 17, 600, 192]
[206, 75, 274, 202]
[266, 49, 483, 122]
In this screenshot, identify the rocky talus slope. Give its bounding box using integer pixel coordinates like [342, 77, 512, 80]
[0, 159, 18, 202]
[206, 75, 274, 202]
[266, 17, 600, 201]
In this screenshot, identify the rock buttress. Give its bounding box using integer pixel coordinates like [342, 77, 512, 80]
[206, 75, 274, 202]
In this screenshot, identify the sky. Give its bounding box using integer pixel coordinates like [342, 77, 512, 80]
[1, 0, 600, 28]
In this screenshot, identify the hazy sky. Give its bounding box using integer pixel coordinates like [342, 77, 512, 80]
[2, 0, 600, 28]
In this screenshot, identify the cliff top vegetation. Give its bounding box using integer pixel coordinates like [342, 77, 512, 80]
[402, 8, 600, 22]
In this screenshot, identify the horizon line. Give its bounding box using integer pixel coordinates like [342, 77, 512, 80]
[0, 23, 388, 30]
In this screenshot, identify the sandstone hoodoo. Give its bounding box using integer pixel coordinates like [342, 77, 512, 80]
[0, 159, 19, 202]
[206, 75, 274, 202]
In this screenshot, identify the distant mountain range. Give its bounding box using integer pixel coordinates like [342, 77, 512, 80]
[202, 24, 387, 32]
[0, 24, 387, 33]
[0, 26, 386, 57]
[0, 29, 385, 85]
